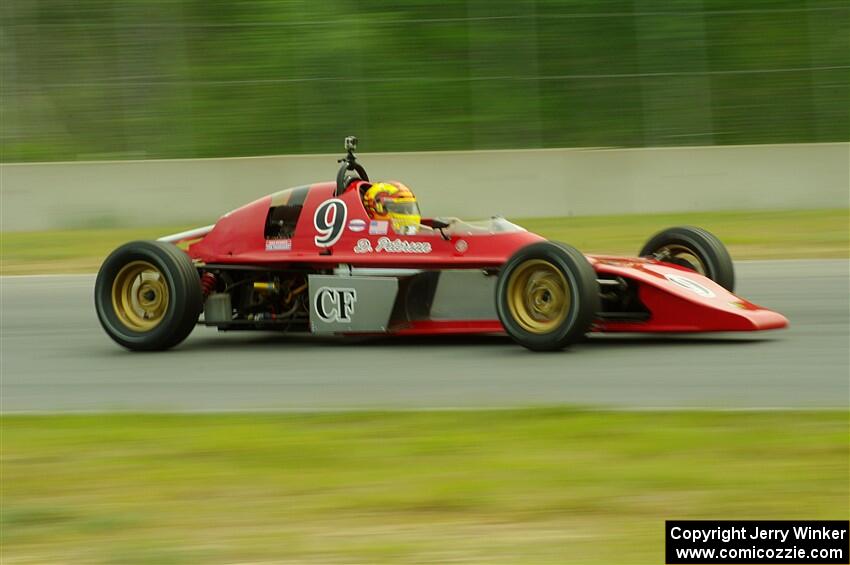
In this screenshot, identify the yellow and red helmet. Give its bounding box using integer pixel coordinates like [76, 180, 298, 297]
[363, 182, 421, 234]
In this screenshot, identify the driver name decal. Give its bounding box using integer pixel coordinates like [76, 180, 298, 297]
[664, 273, 716, 298]
[354, 237, 432, 254]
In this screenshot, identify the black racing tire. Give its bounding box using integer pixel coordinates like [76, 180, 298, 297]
[496, 241, 600, 351]
[95, 240, 202, 351]
[639, 226, 735, 292]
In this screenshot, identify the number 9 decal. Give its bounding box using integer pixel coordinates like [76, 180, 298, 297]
[314, 199, 347, 247]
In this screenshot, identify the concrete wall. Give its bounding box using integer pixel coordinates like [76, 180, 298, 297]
[1, 143, 847, 231]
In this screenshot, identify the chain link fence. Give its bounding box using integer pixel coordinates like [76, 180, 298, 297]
[1, 0, 848, 162]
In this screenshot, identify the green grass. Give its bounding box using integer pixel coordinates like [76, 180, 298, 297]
[1, 410, 848, 564]
[517, 208, 849, 261]
[0, 225, 196, 275]
[1, 209, 847, 275]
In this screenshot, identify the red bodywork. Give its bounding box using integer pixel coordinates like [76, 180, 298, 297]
[185, 181, 788, 334]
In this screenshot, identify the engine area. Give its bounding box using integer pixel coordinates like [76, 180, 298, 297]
[199, 269, 311, 331]
[197, 266, 652, 333]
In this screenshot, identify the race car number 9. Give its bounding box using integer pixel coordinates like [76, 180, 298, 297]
[313, 199, 347, 247]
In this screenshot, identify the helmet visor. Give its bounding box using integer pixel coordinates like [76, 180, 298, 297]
[385, 200, 420, 216]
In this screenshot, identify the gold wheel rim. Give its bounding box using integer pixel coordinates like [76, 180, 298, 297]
[111, 260, 169, 331]
[507, 259, 571, 334]
[657, 244, 706, 275]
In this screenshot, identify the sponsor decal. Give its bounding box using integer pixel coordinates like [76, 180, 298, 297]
[313, 199, 347, 247]
[664, 273, 716, 298]
[368, 220, 389, 235]
[348, 219, 366, 232]
[265, 238, 292, 251]
[314, 287, 357, 323]
[455, 239, 468, 254]
[354, 237, 432, 254]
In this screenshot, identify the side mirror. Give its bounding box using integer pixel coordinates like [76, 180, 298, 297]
[421, 218, 451, 240]
[427, 219, 450, 230]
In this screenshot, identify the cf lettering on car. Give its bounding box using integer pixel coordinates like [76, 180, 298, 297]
[313, 199, 347, 247]
[314, 287, 357, 323]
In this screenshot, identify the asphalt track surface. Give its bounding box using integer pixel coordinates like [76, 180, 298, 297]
[1, 260, 847, 413]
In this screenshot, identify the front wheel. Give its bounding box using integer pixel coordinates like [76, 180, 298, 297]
[496, 241, 600, 351]
[639, 226, 735, 291]
[95, 240, 203, 351]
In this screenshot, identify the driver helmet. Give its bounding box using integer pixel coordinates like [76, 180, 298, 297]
[363, 182, 421, 235]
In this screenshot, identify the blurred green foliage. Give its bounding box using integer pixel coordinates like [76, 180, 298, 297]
[1, 0, 848, 162]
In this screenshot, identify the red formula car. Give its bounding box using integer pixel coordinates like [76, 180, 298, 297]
[95, 137, 788, 351]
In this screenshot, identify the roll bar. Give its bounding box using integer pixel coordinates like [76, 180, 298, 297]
[335, 135, 369, 196]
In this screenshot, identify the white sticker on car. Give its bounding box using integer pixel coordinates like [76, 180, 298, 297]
[664, 273, 716, 298]
[265, 239, 292, 251]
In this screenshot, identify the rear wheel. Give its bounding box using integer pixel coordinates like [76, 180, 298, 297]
[640, 226, 735, 291]
[496, 241, 599, 351]
[95, 241, 202, 350]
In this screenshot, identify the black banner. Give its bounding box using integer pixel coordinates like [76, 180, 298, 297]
[666, 520, 849, 564]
